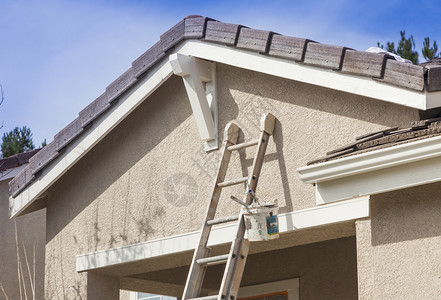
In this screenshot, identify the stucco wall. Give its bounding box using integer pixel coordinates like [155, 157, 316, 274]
[356, 182, 441, 299]
[130, 236, 358, 300]
[42, 63, 419, 298]
[0, 179, 45, 300]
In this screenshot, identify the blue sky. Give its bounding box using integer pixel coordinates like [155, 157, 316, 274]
[0, 0, 439, 148]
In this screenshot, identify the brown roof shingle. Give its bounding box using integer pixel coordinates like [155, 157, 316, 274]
[307, 118, 441, 165]
[0, 149, 40, 172]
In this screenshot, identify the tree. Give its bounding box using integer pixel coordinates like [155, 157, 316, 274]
[422, 37, 439, 61]
[378, 31, 440, 64]
[378, 31, 419, 64]
[1, 126, 35, 158]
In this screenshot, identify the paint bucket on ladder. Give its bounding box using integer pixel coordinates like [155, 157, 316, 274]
[244, 199, 279, 241]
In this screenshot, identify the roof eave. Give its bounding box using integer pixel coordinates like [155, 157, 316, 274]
[297, 134, 441, 204]
[9, 40, 441, 217]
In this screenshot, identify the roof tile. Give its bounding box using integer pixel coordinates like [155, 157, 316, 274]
[376, 59, 425, 91]
[78, 93, 111, 128]
[9, 166, 34, 198]
[29, 141, 59, 175]
[236, 27, 272, 53]
[204, 21, 241, 46]
[341, 50, 386, 78]
[0, 156, 18, 171]
[303, 43, 346, 70]
[426, 65, 441, 92]
[268, 35, 311, 61]
[184, 16, 210, 39]
[132, 41, 166, 78]
[54, 118, 83, 151]
[160, 19, 185, 52]
[0, 149, 40, 172]
[17, 149, 40, 165]
[106, 68, 137, 103]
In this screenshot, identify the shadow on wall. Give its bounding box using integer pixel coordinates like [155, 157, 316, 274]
[45, 75, 195, 245]
[126, 237, 358, 300]
[234, 119, 293, 214]
[222, 65, 417, 129]
[370, 181, 441, 246]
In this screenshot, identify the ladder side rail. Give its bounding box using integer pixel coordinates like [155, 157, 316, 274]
[182, 122, 240, 299]
[218, 128, 272, 300]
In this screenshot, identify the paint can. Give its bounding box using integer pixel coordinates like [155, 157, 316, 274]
[244, 199, 279, 241]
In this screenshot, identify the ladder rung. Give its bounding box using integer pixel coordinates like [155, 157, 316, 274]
[217, 176, 248, 188]
[227, 139, 259, 151]
[196, 254, 229, 265]
[207, 215, 239, 226]
[189, 295, 219, 300]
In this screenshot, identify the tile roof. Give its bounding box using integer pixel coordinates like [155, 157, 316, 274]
[307, 117, 441, 165]
[8, 15, 441, 197]
[0, 149, 40, 172]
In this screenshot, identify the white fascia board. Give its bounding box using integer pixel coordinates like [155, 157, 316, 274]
[297, 134, 441, 184]
[426, 91, 441, 109]
[10, 57, 174, 217]
[177, 40, 437, 111]
[297, 135, 441, 204]
[76, 196, 369, 272]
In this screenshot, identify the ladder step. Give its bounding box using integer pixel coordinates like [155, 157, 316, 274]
[217, 176, 248, 188]
[207, 215, 239, 226]
[196, 254, 229, 266]
[189, 295, 219, 300]
[227, 139, 259, 151]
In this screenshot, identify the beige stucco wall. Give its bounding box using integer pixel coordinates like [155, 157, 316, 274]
[42, 63, 420, 298]
[356, 182, 441, 299]
[132, 236, 358, 300]
[0, 178, 45, 300]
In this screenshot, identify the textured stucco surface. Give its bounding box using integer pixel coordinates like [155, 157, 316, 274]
[0, 179, 46, 300]
[129, 237, 359, 300]
[356, 182, 441, 299]
[41, 63, 419, 298]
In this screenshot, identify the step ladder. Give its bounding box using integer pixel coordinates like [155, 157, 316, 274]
[182, 113, 276, 300]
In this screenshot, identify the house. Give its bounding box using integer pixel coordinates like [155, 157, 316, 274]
[8, 16, 441, 299]
[0, 149, 45, 300]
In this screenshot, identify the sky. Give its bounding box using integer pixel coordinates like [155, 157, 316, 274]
[0, 0, 440, 148]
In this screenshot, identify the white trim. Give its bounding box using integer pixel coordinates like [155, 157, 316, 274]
[12, 39, 439, 217]
[178, 41, 437, 111]
[0, 165, 26, 182]
[298, 135, 441, 204]
[297, 134, 441, 184]
[237, 278, 299, 300]
[169, 53, 218, 151]
[76, 196, 369, 272]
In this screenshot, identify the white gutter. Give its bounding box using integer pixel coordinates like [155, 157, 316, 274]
[298, 135, 441, 204]
[76, 196, 369, 272]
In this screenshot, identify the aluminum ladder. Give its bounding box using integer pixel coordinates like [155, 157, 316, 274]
[182, 113, 276, 300]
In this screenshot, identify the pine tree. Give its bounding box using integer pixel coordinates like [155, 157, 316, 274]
[422, 37, 439, 61]
[378, 31, 440, 64]
[1, 126, 35, 158]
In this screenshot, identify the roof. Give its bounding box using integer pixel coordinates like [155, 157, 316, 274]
[307, 117, 441, 165]
[9, 15, 441, 199]
[0, 149, 40, 172]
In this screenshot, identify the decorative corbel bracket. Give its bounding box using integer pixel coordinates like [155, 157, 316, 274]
[169, 53, 218, 151]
